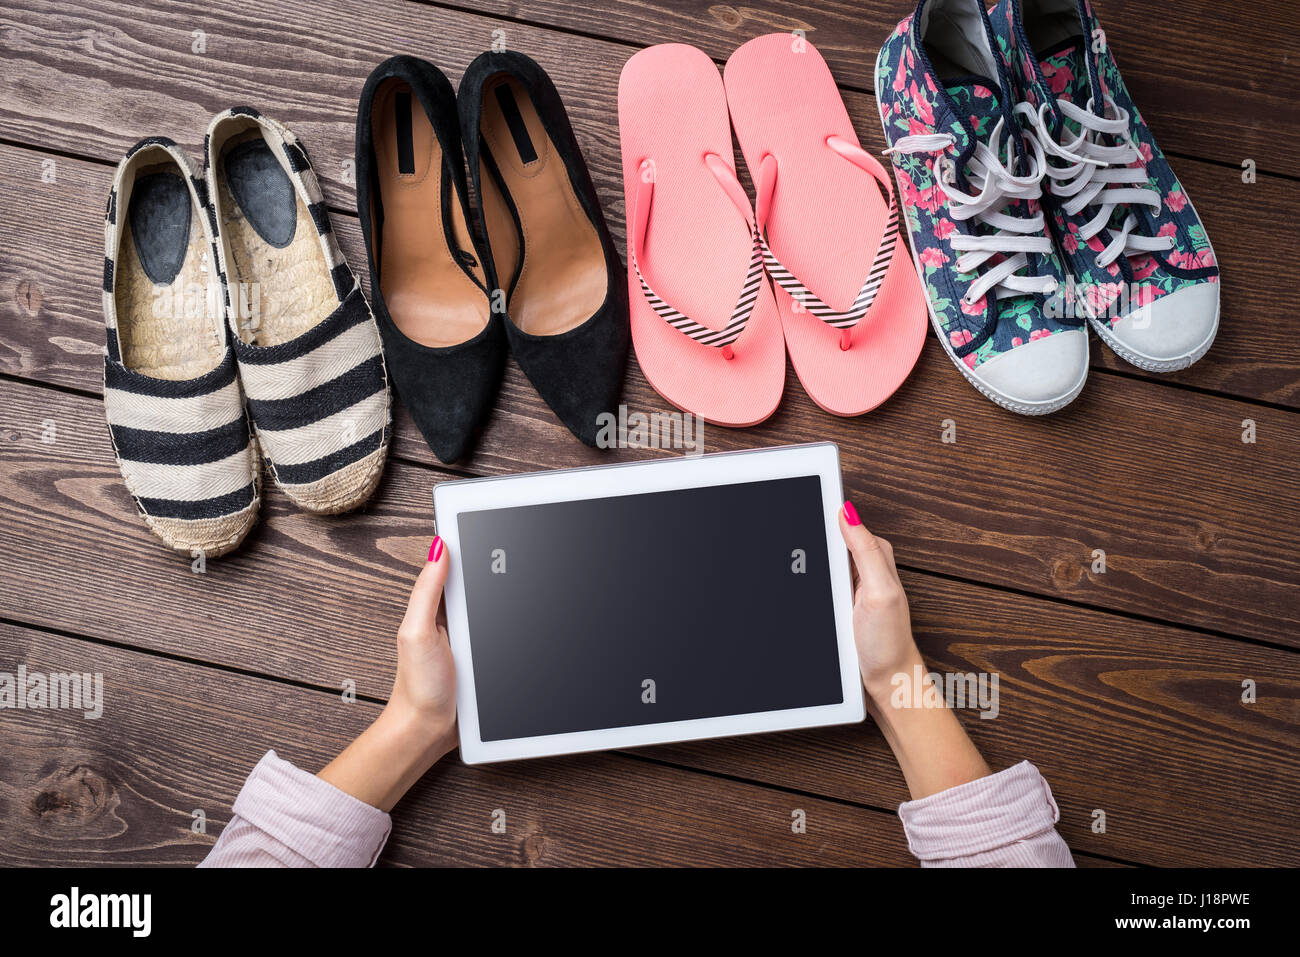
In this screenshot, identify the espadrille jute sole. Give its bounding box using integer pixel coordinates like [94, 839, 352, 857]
[263, 435, 389, 515]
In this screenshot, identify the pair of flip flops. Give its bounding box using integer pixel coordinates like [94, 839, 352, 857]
[618, 36, 928, 426]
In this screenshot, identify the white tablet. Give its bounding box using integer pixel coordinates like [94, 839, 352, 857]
[433, 442, 864, 764]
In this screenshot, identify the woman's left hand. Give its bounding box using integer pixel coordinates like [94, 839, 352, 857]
[317, 537, 459, 810]
[388, 536, 459, 751]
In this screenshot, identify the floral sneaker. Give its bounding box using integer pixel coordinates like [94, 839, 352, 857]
[876, 0, 1088, 415]
[990, 0, 1220, 372]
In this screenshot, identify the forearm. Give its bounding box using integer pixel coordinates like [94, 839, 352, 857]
[865, 652, 990, 800]
[318, 706, 456, 813]
[866, 654, 1073, 868]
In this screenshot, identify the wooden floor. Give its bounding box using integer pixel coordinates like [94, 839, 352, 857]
[1, 0, 1297, 867]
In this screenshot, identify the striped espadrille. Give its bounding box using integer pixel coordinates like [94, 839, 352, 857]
[102, 137, 261, 557]
[204, 108, 391, 514]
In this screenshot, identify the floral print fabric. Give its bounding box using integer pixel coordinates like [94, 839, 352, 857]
[877, 10, 1076, 370]
[989, 0, 1219, 326]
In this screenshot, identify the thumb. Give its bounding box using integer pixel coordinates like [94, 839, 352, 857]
[838, 501, 898, 597]
[399, 536, 449, 641]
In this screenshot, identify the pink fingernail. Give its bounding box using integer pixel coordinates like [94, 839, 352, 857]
[843, 501, 861, 526]
[428, 537, 443, 562]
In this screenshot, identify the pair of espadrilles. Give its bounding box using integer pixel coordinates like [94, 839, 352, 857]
[102, 109, 390, 558]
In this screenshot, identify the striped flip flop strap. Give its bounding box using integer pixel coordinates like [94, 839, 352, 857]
[759, 192, 899, 330]
[631, 225, 765, 349]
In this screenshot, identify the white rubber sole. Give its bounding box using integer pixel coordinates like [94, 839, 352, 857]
[873, 44, 1087, 416]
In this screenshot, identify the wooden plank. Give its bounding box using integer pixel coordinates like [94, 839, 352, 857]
[0, 382, 435, 700]
[1, 0, 1297, 405]
[1, 0, 1296, 868]
[1, 377, 1295, 865]
[430, 0, 1300, 174]
[372, 350, 1300, 653]
[0, 622, 915, 865]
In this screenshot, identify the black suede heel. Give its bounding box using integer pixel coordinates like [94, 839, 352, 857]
[458, 51, 630, 448]
[355, 55, 506, 464]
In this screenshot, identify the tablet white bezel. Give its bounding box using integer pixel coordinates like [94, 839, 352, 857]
[433, 442, 864, 764]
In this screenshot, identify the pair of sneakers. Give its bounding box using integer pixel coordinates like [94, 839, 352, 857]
[102, 111, 391, 558]
[877, 0, 1220, 414]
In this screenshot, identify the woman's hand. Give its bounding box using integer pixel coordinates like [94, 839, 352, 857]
[838, 502, 990, 799]
[838, 501, 924, 701]
[318, 537, 459, 811]
[389, 536, 459, 749]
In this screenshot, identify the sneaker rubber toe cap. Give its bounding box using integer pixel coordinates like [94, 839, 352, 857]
[1105, 281, 1220, 371]
[972, 328, 1089, 414]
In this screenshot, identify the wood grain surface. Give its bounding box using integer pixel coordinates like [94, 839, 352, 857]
[0, 623, 921, 866]
[0, 0, 1295, 867]
[436, 0, 1300, 174]
[1, 376, 1295, 865]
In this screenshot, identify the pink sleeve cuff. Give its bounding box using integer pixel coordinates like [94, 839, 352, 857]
[226, 750, 392, 868]
[897, 760, 1073, 867]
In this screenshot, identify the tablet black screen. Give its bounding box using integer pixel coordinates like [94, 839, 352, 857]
[457, 475, 844, 742]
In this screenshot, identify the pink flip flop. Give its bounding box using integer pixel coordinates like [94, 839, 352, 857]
[618, 44, 785, 427]
[724, 34, 927, 416]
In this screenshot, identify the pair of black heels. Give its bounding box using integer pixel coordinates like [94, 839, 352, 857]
[356, 53, 629, 463]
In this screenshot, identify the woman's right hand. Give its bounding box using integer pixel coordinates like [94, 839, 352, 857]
[838, 501, 991, 799]
[838, 501, 924, 703]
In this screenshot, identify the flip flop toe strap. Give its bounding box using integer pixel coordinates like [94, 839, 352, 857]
[755, 141, 899, 332]
[634, 231, 763, 349]
[630, 156, 762, 354]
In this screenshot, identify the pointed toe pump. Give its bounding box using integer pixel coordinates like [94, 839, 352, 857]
[458, 50, 629, 447]
[356, 55, 506, 464]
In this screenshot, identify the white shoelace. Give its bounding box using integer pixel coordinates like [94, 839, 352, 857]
[887, 121, 1057, 305]
[1017, 96, 1174, 269]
